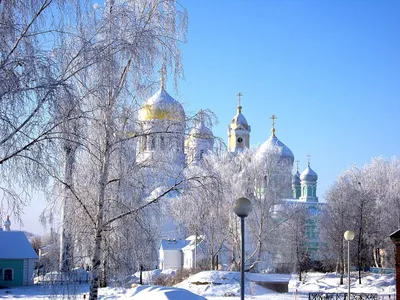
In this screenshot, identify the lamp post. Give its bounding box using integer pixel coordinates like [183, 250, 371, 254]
[234, 197, 252, 300]
[344, 230, 355, 300]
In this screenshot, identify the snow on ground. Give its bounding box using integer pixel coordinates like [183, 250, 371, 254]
[0, 271, 395, 299]
[101, 285, 206, 300]
[124, 269, 177, 286]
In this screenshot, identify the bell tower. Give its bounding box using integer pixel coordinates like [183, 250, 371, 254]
[228, 92, 251, 153]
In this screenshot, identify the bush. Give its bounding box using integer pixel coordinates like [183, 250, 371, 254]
[153, 268, 193, 286]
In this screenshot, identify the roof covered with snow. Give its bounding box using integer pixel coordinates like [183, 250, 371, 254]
[258, 134, 294, 163]
[0, 231, 38, 259]
[292, 170, 301, 184]
[138, 88, 185, 122]
[300, 165, 318, 182]
[160, 239, 188, 251]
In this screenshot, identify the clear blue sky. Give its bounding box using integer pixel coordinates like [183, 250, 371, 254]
[177, 0, 400, 199]
[18, 0, 400, 235]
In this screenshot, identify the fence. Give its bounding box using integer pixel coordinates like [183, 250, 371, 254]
[308, 293, 379, 299]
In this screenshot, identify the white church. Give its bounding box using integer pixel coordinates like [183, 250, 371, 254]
[137, 80, 322, 270]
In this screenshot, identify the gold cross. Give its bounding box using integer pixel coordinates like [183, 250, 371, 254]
[306, 153, 311, 166]
[270, 114, 277, 136]
[237, 92, 243, 107]
[198, 109, 204, 123]
[158, 66, 165, 89]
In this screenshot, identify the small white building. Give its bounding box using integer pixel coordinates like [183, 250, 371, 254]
[159, 236, 204, 270]
[159, 239, 186, 270]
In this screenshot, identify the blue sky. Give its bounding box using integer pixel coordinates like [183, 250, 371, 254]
[18, 0, 400, 235]
[177, 0, 400, 199]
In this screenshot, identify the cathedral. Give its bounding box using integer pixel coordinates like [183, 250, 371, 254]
[137, 82, 323, 265]
[137, 83, 320, 205]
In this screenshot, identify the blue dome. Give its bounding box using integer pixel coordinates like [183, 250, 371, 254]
[300, 165, 318, 182]
[292, 170, 301, 185]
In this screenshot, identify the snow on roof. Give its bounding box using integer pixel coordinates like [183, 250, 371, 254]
[182, 235, 204, 251]
[0, 231, 38, 259]
[160, 239, 188, 250]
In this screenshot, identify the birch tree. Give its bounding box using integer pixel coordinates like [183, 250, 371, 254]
[245, 147, 292, 271]
[43, 2, 188, 299]
[322, 157, 400, 283]
[0, 0, 92, 218]
[320, 177, 353, 284]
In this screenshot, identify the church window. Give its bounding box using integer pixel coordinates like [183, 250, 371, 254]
[160, 136, 165, 150]
[200, 149, 205, 159]
[140, 136, 147, 152]
[237, 137, 243, 143]
[4, 269, 13, 281]
[150, 136, 155, 150]
[307, 186, 312, 197]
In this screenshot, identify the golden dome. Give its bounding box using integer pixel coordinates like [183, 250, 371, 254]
[138, 88, 185, 122]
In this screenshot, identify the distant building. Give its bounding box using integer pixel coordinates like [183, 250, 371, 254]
[159, 236, 204, 270]
[0, 217, 38, 287]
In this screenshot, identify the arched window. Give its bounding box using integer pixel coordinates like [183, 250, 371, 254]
[199, 149, 205, 159]
[140, 135, 147, 151]
[4, 269, 13, 281]
[149, 135, 155, 150]
[307, 186, 312, 197]
[160, 136, 165, 150]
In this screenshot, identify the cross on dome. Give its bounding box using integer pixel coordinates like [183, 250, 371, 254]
[306, 153, 311, 166]
[237, 92, 243, 113]
[296, 159, 300, 171]
[270, 114, 278, 136]
[198, 109, 205, 124]
[158, 65, 166, 89]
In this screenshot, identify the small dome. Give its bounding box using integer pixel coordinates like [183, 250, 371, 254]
[258, 134, 294, 164]
[138, 88, 185, 122]
[230, 104, 250, 130]
[189, 119, 213, 140]
[185, 117, 214, 148]
[300, 165, 318, 182]
[292, 170, 301, 185]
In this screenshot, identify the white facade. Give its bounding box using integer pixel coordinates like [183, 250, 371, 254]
[159, 236, 204, 270]
[159, 239, 185, 270]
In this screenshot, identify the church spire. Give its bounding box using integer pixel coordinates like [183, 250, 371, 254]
[270, 114, 277, 137]
[158, 65, 166, 90]
[237, 92, 243, 113]
[296, 159, 300, 172]
[306, 153, 311, 167]
[228, 92, 251, 153]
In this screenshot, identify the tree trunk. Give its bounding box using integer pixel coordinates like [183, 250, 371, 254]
[89, 124, 111, 299]
[89, 225, 103, 300]
[60, 146, 76, 272]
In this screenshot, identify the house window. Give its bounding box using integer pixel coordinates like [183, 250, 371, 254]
[4, 269, 13, 281]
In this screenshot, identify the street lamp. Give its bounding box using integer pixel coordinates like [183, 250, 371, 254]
[234, 197, 252, 300]
[344, 230, 355, 300]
